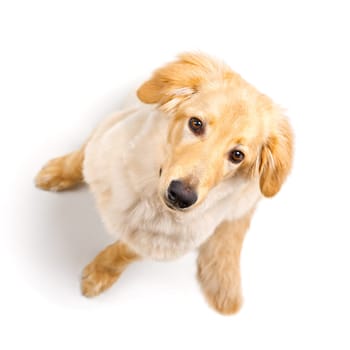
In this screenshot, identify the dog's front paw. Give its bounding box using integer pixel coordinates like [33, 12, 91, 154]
[81, 263, 120, 298]
[201, 284, 243, 315]
[197, 263, 243, 315]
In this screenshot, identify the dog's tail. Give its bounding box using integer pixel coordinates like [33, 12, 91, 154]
[35, 147, 85, 192]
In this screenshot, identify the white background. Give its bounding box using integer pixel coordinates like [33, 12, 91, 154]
[1, 1, 349, 349]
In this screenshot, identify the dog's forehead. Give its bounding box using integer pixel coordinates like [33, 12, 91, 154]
[187, 87, 261, 121]
[187, 82, 259, 114]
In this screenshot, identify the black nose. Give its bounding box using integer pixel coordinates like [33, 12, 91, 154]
[167, 180, 198, 209]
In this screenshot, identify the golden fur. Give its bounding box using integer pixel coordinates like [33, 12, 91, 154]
[81, 241, 139, 297]
[35, 52, 293, 315]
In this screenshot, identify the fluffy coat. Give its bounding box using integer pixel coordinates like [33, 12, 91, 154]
[35, 52, 293, 314]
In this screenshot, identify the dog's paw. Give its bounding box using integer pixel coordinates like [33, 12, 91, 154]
[201, 286, 243, 315]
[81, 263, 120, 298]
[35, 157, 81, 191]
[197, 263, 243, 315]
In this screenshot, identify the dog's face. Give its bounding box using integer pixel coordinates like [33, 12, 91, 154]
[137, 53, 293, 211]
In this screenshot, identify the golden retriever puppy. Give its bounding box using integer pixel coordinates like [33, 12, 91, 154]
[35, 53, 293, 315]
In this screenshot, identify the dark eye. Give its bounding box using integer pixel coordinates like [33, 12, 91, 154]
[188, 117, 204, 135]
[229, 150, 245, 164]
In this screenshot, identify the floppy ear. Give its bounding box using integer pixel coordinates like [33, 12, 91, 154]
[137, 54, 202, 110]
[137, 53, 224, 111]
[259, 117, 294, 197]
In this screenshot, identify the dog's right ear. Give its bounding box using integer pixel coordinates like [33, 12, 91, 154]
[137, 53, 224, 112]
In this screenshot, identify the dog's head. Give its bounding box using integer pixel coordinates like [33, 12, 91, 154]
[137, 53, 293, 211]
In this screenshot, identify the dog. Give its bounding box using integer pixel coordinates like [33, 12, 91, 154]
[35, 52, 293, 315]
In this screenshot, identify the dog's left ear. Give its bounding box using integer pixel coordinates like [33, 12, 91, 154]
[137, 53, 223, 112]
[259, 116, 294, 197]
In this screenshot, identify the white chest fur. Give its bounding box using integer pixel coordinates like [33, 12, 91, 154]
[84, 106, 261, 260]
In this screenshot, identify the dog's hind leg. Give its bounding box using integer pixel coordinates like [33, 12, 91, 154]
[35, 146, 85, 191]
[81, 241, 140, 297]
